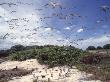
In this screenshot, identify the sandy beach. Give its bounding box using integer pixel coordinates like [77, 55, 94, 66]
[0, 59, 102, 82]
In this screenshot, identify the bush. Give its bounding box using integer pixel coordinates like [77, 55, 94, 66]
[35, 46, 84, 67]
[97, 46, 103, 50]
[9, 49, 38, 61]
[10, 45, 25, 52]
[103, 44, 110, 49]
[9, 46, 85, 67]
[86, 46, 96, 50]
[0, 50, 9, 57]
[80, 54, 103, 64]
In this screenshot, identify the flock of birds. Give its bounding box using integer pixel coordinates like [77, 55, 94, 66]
[0, 1, 110, 46]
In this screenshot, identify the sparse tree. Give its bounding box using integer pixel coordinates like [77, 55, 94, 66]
[103, 44, 110, 54]
[103, 44, 110, 49]
[97, 46, 103, 50]
[86, 46, 96, 50]
[10, 45, 25, 52]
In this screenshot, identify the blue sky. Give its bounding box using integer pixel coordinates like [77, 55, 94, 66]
[51, 0, 110, 37]
[0, 0, 110, 49]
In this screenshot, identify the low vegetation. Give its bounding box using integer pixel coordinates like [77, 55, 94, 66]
[0, 44, 110, 81]
[9, 49, 37, 61]
[0, 68, 32, 82]
[77, 54, 110, 82]
[9, 45, 85, 67]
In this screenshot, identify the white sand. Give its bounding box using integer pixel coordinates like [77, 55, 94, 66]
[0, 59, 101, 82]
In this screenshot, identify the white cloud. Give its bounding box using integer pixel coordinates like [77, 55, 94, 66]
[0, 0, 69, 49]
[77, 28, 84, 33]
[64, 27, 71, 30]
[76, 35, 110, 49]
[44, 28, 52, 31]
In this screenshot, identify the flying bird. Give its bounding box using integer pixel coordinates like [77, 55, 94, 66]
[101, 5, 109, 12]
[2, 33, 9, 39]
[44, 2, 63, 9]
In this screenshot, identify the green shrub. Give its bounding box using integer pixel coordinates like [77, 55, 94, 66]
[36, 46, 84, 67]
[9, 46, 85, 67]
[9, 49, 38, 61]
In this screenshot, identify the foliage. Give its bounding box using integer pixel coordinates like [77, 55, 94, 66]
[1, 44, 109, 58]
[37, 46, 85, 67]
[77, 63, 110, 81]
[86, 46, 96, 50]
[10, 45, 25, 53]
[0, 50, 10, 57]
[80, 54, 103, 64]
[77, 53, 110, 81]
[9, 49, 37, 61]
[97, 46, 103, 49]
[103, 44, 110, 49]
[86, 44, 110, 50]
[9, 45, 85, 67]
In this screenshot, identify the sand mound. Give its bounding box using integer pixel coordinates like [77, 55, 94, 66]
[0, 59, 101, 82]
[0, 59, 45, 70]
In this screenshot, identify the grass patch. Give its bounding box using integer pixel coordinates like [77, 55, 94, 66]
[76, 56, 110, 82]
[0, 68, 33, 82]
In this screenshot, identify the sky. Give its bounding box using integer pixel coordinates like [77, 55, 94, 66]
[0, 0, 110, 50]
